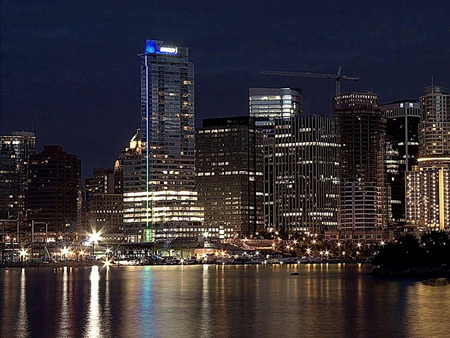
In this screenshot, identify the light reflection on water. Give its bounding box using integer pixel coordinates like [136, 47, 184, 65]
[85, 265, 101, 338]
[1, 264, 450, 338]
[17, 268, 29, 337]
[57, 266, 69, 337]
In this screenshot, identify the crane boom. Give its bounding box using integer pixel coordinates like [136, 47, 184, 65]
[260, 67, 359, 96]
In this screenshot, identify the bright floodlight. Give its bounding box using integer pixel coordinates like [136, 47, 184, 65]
[19, 248, 28, 257]
[90, 231, 101, 243]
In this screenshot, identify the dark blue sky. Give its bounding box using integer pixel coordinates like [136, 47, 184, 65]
[1, 0, 449, 176]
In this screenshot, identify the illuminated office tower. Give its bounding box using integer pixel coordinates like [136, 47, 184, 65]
[294, 115, 338, 233]
[196, 116, 264, 239]
[380, 101, 420, 227]
[407, 86, 450, 230]
[139, 40, 203, 242]
[334, 93, 389, 238]
[249, 88, 302, 233]
[0, 131, 35, 219]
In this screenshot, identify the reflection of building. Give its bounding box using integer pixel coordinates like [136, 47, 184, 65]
[407, 86, 450, 230]
[27, 145, 81, 236]
[249, 88, 302, 232]
[333, 93, 389, 240]
[380, 101, 420, 226]
[0, 131, 36, 219]
[139, 40, 203, 242]
[196, 116, 264, 239]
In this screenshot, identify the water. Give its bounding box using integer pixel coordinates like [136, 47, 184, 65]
[1, 264, 449, 338]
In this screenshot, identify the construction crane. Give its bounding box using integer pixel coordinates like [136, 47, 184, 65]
[260, 66, 359, 97]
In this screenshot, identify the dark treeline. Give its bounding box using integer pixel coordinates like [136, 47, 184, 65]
[372, 231, 450, 268]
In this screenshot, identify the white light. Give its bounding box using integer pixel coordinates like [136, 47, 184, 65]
[159, 46, 178, 54]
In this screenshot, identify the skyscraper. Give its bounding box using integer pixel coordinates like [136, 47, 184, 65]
[407, 86, 450, 230]
[294, 115, 338, 233]
[0, 131, 36, 219]
[139, 40, 203, 242]
[120, 129, 145, 241]
[380, 101, 420, 226]
[334, 93, 389, 241]
[196, 116, 264, 239]
[27, 145, 81, 237]
[249, 88, 302, 233]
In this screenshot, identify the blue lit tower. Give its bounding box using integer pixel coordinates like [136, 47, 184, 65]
[137, 40, 203, 243]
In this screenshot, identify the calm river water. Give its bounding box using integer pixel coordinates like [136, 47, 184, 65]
[1, 264, 449, 338]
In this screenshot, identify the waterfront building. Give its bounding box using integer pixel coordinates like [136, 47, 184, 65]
[85, 193, 123, 243]
[120, 129, 144, 242]
[406, 86, 450, 230]
[85, 168, 116, 202]
[293, 115, 338, 233]
[27, 145, 81, 237]
[0, 131, 36, 219]
[138, 40, 203, 242]
[196, 116, 264, 239]
[380, 101, 420, 227]
[249, 88, 302, 233]
[333, 93, 389, 241]
[84, 167, 123, 242]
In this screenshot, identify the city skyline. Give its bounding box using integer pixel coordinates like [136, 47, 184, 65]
[1, 1, 449, 177]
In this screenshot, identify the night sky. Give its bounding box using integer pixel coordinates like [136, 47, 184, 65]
[1, 0, 449, 177]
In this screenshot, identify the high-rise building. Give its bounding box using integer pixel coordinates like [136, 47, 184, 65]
[139, 40, 203, 242]
[406, 86, 450, 230]
[380, 101, 420, 226]
[249, 88, 302, 233]
[196, 116, 264, 239]
[0, 131, 36, 219]
[85, 168, 116, 201]
[120, 129, 144, 241]
[294, 115, 338, 233]
[27, 145, 81, 237]
[334, 93, 389, 240]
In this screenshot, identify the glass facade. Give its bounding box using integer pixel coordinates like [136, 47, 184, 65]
[334, 93, 389, 230]
[249, 88, 302, 233]
[0, 131, 36, 219]
[380, 101, 420, 226]
[139, 40, 203, 242]
[196, 116, 264, 239]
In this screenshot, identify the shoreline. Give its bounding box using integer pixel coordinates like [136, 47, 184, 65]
[1, 259, 369, 269]
[370, 266, 450, 279]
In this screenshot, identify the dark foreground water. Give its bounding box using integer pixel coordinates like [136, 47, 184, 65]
[1, 264, 449, 338]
